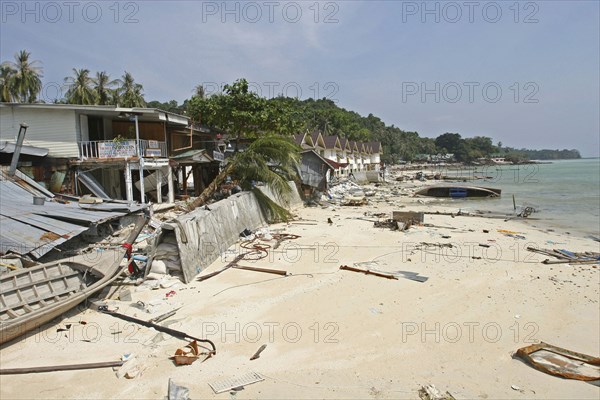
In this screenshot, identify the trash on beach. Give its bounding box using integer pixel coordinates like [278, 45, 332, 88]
[172, 340, 201, 366]
[250, 344, 267, 360]
[339, 264, 398, 280]
[418, 384, 455, 400]
[208, 372, 265, 394]
[392, 211, 424, 224]
[514, 342, 600, 381]
[527, 246, 600, 264]
[98, 308, 217, 355]
[234, 265, 289, 276]
[517, 206, 536, 218]
[116, 354, 145, 379]
[168, 379, 190, 400]
[0, 360, 124, 375]
[497, 229, 526, 239]
[374, 219, 401, 231]
[149, 307, 181, 324]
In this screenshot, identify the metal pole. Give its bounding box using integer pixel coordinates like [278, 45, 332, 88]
[134, 115, 140, 157]
[139, 158, 145, 204]
[8, 123, 28, 177]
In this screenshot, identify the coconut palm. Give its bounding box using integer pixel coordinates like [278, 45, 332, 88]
[64, 68, 95, 104]
[193, 84, 205, 99]
[4, 50, 42, 102]
[93, 71, 118, 105]
[0, 64, 16, 102]
[116, 71, 146, 107]
[187, 134, 300, 218]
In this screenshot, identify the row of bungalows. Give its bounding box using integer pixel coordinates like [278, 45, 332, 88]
[293, 131, 382, 177]
[0, 103, 223, 203]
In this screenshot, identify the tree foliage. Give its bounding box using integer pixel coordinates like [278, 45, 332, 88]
[1, 50, 43, 102]
[187, 134, 300, 214]
[64, 68, 96, 105]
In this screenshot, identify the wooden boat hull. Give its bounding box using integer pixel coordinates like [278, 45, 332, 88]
[0, 215, 147, 345]
[415, 185, 501, 198]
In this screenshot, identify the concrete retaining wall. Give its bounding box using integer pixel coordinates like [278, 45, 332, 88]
[163, 181, 300, 283]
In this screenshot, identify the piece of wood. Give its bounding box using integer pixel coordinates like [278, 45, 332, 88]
[339, 265, 398, 280]
[234, 265, 288, 276]
[542, 259, 598, 265]
[0, 360, 124, 375]
[250, 344, 267, 360]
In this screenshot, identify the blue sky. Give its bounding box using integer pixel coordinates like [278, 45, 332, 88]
[1, 0, 599, 156]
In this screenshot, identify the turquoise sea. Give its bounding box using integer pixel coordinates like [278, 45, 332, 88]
[431, 159, 600, 237]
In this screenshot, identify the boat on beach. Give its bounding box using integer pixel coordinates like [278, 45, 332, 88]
[415, 185, 501, 198]
[0, 215, 147, 345]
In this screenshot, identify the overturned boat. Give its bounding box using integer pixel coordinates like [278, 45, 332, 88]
[415, 185, 501, 198]
[0, 215, 147, 345]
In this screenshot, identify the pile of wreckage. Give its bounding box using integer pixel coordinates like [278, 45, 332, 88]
[0, 165, 301, 345]
[0, 166, 149, 344]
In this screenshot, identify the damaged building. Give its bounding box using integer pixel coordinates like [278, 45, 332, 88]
[0, 103, 221, 203]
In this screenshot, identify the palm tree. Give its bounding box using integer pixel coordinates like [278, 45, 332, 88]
[93, 71, 118, 105]
[64, 68, 95, 104]
[187, 134, 300, 217]
[0, 64, 15, 102]
[193, 84, 205, 99]
[116, 71, 146, 107]
[4, 50, 42, 102]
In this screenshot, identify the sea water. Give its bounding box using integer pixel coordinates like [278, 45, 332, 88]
[431, 158, 600, 237]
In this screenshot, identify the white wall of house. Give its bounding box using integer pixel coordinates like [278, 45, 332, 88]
[0, 106, 79, 158]
[323, 148, 337, 161]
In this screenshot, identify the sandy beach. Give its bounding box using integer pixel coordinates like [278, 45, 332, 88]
[1, 179, 599, 399]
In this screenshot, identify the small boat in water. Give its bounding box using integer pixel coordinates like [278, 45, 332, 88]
[0, 215, 147, 345]
[415, 185, 501, 198]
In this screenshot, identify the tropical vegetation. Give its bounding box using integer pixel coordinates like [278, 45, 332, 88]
[0, 50, 582, 162]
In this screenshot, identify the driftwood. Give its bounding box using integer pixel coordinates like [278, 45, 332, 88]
[0, 361, 124, 375]
[234, 265, 288, 276]
[339, 265, 398, 280]
[250, 344, 267, 360]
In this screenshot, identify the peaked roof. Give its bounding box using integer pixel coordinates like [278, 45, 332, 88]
[322, 135, 341, 150]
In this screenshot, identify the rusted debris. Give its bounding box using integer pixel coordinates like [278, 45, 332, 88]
[235, 265, 289, 276]
[172, 341, 201, 366]
[39, 232, 62, 241]
[250, 344, 268, 360]
[0, 360, 124, 375]
[339, 265, 398, 280]
[514, 342, 600, 381]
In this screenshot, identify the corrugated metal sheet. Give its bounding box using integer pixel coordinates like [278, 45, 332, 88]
[0, 107, 79, 158]
[0, 141, 49, 157]
[0, 174, 145, 259]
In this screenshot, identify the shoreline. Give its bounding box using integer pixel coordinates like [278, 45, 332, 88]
[1, 181, 599, 399]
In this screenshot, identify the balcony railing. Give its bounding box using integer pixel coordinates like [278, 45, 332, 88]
[78, 139, 167, 159]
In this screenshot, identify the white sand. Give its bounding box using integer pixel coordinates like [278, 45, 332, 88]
[1, 187, 599, 399]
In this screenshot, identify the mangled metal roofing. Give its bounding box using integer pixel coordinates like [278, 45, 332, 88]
[0, 169, 146, 259]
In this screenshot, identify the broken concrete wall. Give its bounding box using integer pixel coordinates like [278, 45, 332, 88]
[164, 181, 300, 283]
[257, 181, 302, 209]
